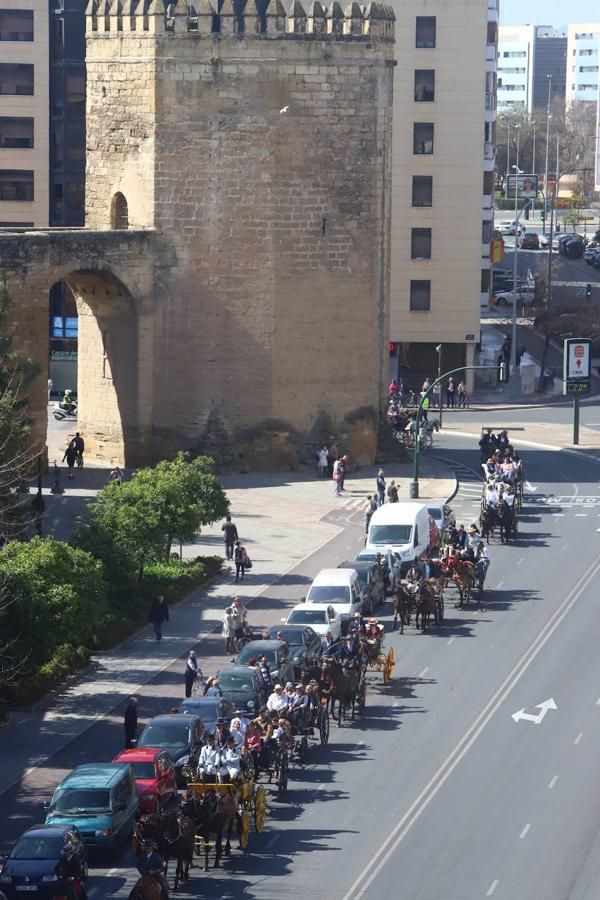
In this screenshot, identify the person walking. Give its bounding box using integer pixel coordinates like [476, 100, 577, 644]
[73, 432, 85, 468]
[328, 441, 339, 478]
[149, 594, 169, 641]
[185, 649, 199, 698]
[421, 392, 430, 423]
[124, 697, 138, 748]
[223, 606, 236, 653]
[338, 455, 349, 491]
[421, 377, 431, 394]
[446, 377, 455, 409]
[387, 480, 399, 503]
[332, 457, 342, 497]
[221, 515, 238, 561]
[376, 469, 386, 507]
[234, 541, 250, 581]
[457, 381, 467, 408]
[317, 446, 329, 479]
[364, 495, 377, 535]
[62, 443, 77, 479]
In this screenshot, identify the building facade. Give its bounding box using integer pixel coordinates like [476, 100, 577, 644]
[0, 0, 49, 226]
[566, 23, 600, 105]
[498, 24, 566, 113]
[388, 0, 497, 392]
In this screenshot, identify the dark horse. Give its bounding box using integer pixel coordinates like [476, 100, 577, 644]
[414, 580, 436, 632]
[128, 875, 167, 900]
[182, 787, 237, 872]
[479, 505, 499, 543]
[321, 657, 360, 725]
[498, 500, 516, 543]
[160, 809, 195, 890]
[393, 582, 414, 632]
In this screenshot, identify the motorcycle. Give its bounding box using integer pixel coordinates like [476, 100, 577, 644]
[53, 402, 77, 421]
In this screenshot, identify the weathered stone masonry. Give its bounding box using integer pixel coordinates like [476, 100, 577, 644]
[0, 0, 395, 469]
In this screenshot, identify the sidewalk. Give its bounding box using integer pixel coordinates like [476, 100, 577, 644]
[0, 460, 456, 796]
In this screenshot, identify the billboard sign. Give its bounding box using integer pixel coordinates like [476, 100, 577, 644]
[506, 173, 539, 200]
[563, 338, 591, 394]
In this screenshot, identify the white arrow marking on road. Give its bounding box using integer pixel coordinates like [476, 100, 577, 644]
[512, 698, 557, 725]
[525, 480, 537, 492]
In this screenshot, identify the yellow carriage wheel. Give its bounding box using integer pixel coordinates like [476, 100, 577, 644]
[239, 811, 251, 849]
[254, 786, 267, 833]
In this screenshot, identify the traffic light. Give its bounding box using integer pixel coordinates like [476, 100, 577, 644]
[498, 360, 509, 383]
[587, 283, 592, 299]
[389, 342, 398, 354]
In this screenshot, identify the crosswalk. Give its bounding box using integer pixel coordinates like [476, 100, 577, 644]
[435, 458, 484, 521]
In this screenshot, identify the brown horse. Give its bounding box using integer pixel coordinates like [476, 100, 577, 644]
[393, 582, 414, 632]
[128, 874, 168, 900]
[415, 580, 437, 632]
[451, 559, 476, 607]
[183, 787, 237, 872]
[160, 810, 196, 890]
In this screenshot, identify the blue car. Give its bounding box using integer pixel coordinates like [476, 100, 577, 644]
[0, 824, 87, 899]
[44, 763, 138, 855]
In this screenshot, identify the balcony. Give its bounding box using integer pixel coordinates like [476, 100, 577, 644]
[484, 142, 495, 160]
[487, 0, 498, 23]
[485, 92, 496, 110]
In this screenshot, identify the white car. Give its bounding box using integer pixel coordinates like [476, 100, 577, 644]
[305, 568, 363, 626]
[493, 286, 536, 306]
[499, 220, 518, 235]
[284, 603, 343, 641]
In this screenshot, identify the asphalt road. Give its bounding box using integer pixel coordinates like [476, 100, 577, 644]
[4, 430, 600, 899]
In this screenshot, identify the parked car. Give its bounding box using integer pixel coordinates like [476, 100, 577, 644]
[179, 697, 236, 734]
[283, 603, 343, 641]
[493, 285, 536, 306]
[565, 239, 584, 259]
[215, 664, 267, 714]
[366, 502, 437, 573]
[305, 568, 363, 630]
[517, 231, 540, 249]
[138, 714, 206, 784]
[43, 763, 138, 854]
[266, 624, 323, 676]
[0, 824, 87, 899]
[427, 504, 456, 542]
[498, 219, 518, 235]
[234, 639, 294, 686]
[584, 242, 599, 264]
[592, 251, 600, 271]
[337, 559, 385, 615]
[354, 548, 401, 595]
[558, 234, 584, 256]
[112, 748, 177, 815]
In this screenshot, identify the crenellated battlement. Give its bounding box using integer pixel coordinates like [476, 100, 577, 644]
[84, 0, 395, 40]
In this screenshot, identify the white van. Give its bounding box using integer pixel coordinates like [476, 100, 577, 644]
[305, 568, 362, 629]
[365, 502, 434, 573]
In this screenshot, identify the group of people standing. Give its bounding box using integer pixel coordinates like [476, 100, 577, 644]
[221, 515, 252, 581]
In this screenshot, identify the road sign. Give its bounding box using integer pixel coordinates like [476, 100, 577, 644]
[563, 338, 591, 395]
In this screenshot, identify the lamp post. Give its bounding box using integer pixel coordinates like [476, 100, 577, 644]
[543, 74, 552, 235]
[506, 120, 511, 190]
[436, 343, 443, 427]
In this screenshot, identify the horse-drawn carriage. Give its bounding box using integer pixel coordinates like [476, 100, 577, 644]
[187, 775, 267, 858]
[359, 623, 395, 684]
[393, 575, 444, 633]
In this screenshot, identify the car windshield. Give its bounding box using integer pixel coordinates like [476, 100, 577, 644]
[369, 524, 412, 544]
[11, 836, 64, 860]
[128, 762, 156, 779]
[236, 647, 277, 666]
[182, 702, 218, 726]
[427, 507, 442, 520]
[307, 585, 351, 604]
[288, 609, 327, 625]
[51, 788, 112, 814]
[140, 723, 190, 748]
[218, 673, 254, 692]
[268, 628, 303, 646]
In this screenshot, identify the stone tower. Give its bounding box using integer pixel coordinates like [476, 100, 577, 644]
[81, 0, 395, 467]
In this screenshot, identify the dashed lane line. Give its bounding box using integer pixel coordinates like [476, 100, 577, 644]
[575, 732, 583, 745]
[486, 879, 500, 896]
[548, 775, 559, 790]
[519, 824, 531, 840]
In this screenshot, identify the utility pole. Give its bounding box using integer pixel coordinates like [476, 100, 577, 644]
[543, 74, 552, 235]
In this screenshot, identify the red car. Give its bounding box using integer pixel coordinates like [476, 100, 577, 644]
[112, 748, 177, 814]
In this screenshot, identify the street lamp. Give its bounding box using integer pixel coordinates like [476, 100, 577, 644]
[543, 74, 552, 235]
[436, 343, 443, 427]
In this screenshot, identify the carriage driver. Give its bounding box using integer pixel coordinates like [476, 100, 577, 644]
[136, 840, 169, 900]
[365, 619, 383, 641]
[339, 635, 360, 671]
[197, 734, 222, 782]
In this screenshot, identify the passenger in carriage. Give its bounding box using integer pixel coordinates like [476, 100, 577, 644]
[339, 636, 360, 671]
[465, 524, 481, 557]
[497, 430, 510, 451]
[267, 684, 290, 713]
[219, 737, 242, 783]
[502, 483, 515, 507]
[290, 683, 310, 725]
[454, 525, 467, 550]
[197, 735, 222, 782]
[365, 619, 383, 640]
[483, 480, 499, 509]
[229, 717, 245, 749]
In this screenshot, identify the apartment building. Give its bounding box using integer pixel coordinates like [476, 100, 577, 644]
[497, 24, 566, 113]
[0, 0, 48, 226]
[566, 23, 600, 105]
[388, 0, 497, 392]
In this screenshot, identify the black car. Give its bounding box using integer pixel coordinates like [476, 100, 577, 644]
[266, 624, 322, 676]
[216, 665, 267, 715]
[0, 824, 87, 899]
[337, 560, 385, 615]
[138, 714, 206, 784]
[233, 640, 295, 686]
[179, 697, 235, 734]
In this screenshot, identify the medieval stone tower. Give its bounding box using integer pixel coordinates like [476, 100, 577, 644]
[82, 0, 395, 467]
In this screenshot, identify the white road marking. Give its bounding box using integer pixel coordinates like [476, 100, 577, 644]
[486, 879, 500, 896]
[575, 514, 588, 517]
[345, 545, 353, 550]
[496, 581, 504, 589]
[596, 697, 600, 705]
[447, 636, 455, 646]
[511, 698, 557, 725]
[575, 732, 583, 745]
[525, 480, 537, 492]
[519, 823, 531, 839]
[562, 545, 569, 551]
[553, 513, 565, 517]
[517, 558, 524, 565]
[419, 667, 429, 678]
[548, 775, 559, 789]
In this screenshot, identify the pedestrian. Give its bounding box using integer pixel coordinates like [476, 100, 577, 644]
[31, 491, 45, 536]
[446, 377, 455, 409]
[338, 455, 349, 491]
[398, 377, 406, 402]
[421, 377, 431, 394]
[388, 378, 398, 398]
[328, 441, 339, 477]
[457, 381, 467, 408]
[124, 697, 138, 749]
[421, 392, 430, 422]
[109, 466, 123, 485]
[47, 377, 53, 401]
[223, 606, 236, 653]
[257, 654, 272, 693]
[387, 480, 399, 503]
[148, 594, 169, 641]
[73, 432, 85, 467]
[332, 457, 342, 497]
[185, 650, 198, 698]
[205, 677, 223, 698]
[317, 445, 329, 478]
[62, 442, 78, 479]
[376, 469, 386, 506]
[221, 515, 238, 561]
[364, 494, 377, 535]
[234, 541, 250, 581]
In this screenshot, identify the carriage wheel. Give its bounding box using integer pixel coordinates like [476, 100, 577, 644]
[383, 648, 394, 684]
[319, 709, 330, 745]
[277, 750, 288, 794]
[239, 811, 251, 849]
[254, 786, 267, 833]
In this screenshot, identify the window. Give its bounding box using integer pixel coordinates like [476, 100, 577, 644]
[66, 72, 85, 113]
[411, 228, 431, 259]
[0, 170, 33, 201]
[410, 280, 431, 312]
[503, 50, 526, 58]
[0, 63, 33, 95]
[483, 171, 494, 195]
[416, 16, 435, 48]
[51, 316, 78, 338]
[482, 221, 491, 243]
[0, 117, 33, 149]
[0, 9, 33, 41]
[579, 66, 599, 73]
[66, 121, 85, 162]
[579, 49, 595, 56]
[415, 70, 435, 101]
[413, 122, 433, 154]
[412, 176, 432, 207]
[110, 192, 128, 229]
[481, 269, 491, 292]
